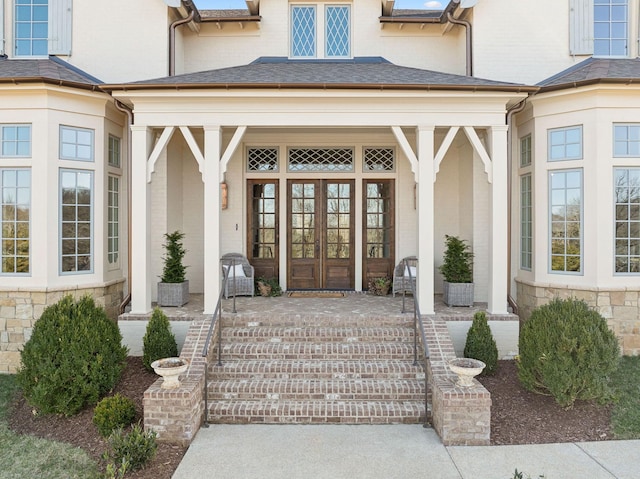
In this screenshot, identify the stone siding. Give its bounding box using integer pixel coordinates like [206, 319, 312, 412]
[0, 280, 125, 373]
[516, 279, 640, 355]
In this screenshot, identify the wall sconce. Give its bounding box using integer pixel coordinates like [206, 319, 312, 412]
[221, 182, 228, 209]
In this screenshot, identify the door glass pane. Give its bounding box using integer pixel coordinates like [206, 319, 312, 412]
[365, 181, 392, 259]
[251, 182, 277, 259]
[326, 183, 350, 259]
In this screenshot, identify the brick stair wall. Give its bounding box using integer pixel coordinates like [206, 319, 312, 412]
[206, 318, 427, 424]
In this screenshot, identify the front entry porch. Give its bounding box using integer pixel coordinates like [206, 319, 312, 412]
[123, 293, 518, 446]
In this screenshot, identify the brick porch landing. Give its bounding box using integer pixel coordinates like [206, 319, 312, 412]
[128, 294, 517, 446]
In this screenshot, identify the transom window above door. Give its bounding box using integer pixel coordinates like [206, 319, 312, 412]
[290, 3, 351, 59]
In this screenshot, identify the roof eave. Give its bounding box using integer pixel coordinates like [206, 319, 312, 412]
[538, 77, 640, 93]
[200, 15, 261, 23]
[0, 76, 102, 92]
[103, 82, 539, 94]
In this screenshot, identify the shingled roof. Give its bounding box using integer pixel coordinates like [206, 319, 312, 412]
[104, 57, 533, 92]
[0, 56, 102, 89]
[538, 57, 640, 91]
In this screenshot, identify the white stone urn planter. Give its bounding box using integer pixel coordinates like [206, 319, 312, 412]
[151, 357, 189, 389]
[448, 358, 485, 387]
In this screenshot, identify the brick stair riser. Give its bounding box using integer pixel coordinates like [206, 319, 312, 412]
[207, 400, 426, 425]
[209, 360, 426, 380]
[221, 327, 416, 343]
[218, 343, 419, 361]
[208, 379, 426, 401]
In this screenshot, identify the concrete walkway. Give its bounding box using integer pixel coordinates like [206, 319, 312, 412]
[172, 425, 640, 479]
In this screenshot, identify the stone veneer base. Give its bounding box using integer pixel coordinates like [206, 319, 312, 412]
[0, 280, 125, 373]
[516, 279, 640, 355]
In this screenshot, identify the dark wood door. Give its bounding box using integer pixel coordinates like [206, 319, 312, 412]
[287, 179, 354, 289]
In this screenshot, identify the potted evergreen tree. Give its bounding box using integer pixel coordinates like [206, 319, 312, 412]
[439, 234, 474, 307]
[157, 231, 189, 307]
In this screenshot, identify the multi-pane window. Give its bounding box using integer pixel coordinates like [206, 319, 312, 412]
[108, 135, 121, 168]
[247, 148, 279, 172]
[614, 168, 640, 273]
[614, 124, 640, 157]
[520, 174, 532, 270]
[325, 6, 350, 57]
[365, 181, 393, 259]
[549, 170, 582, 273]
[290, 4, 351, 59]
[520, 134, 531, 167]
[594, 0, 628, 57]
[250, 182, 277, 259]
[363, 148, 394, 172]
[60, 126, 94, 162]
[291, 5, 316, 57]
[14, 0, 48, 57]
[108, 175, 119, 265]
[288, 148, 354, 172]
[1, 125, 31, 157]
[548, 126, 582, 161]
[60, 169, 92, 273]
[1, 169, 30, 274]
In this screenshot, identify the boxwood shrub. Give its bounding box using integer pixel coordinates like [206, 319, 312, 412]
[142, 308, 178, 371]
[464, 311, 498, 376]
[17, 295, 128, 416]
[518, 297, 620, 408]
[93, 394, 137, 437]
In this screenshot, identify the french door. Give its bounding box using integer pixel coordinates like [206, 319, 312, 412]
[287, 179, 355, 289]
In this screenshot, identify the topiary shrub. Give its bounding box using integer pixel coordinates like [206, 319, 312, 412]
[104, 424, 157, 472]
[17, 295, 128, 416]
[518, 297, 620, 408]
[93, 394, 137, 437]
[142, 308, 178, 371]
[463, 311, 498, 376]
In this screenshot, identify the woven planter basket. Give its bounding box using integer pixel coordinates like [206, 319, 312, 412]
[443, 281, 474, 307]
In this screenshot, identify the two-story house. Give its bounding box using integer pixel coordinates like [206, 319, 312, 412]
[1, 0, 639, 374]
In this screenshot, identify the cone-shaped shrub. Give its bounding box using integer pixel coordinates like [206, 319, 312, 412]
[17, 295, 128, 416]
[518, 297, 620, 408]
[142, 308, 178, 371]
[463, 311, 499, 376]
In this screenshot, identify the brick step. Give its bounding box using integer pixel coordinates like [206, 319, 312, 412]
[207, 399, 426, 424]
[219, 314, 415, 328]
[221, 326, 415, 342]
[209, 359, 425, 380]
[217, 342, 417, 360]
[209, 378, 425, 401]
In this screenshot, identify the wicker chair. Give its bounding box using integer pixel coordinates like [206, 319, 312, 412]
[221, 253, 255, 299]
[392, 256, 418, 297]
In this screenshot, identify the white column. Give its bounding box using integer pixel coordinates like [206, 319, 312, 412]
[130, 126, 153, 314]
[488, 125, 509, 314]
[417, 126, 435, 315]
[203, 126, 222, 314]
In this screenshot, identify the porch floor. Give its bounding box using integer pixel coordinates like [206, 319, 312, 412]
[120, 293, 498, 322]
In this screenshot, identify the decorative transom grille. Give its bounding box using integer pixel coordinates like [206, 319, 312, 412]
[288, 148, 354, 172]
[291, 6, 316, 57]
[326, 6, 350, 57]
[363, 148, 395, 171]
[247, 148, 279, 172]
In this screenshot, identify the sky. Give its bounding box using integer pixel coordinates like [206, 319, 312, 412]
[193, 1, 445, 10]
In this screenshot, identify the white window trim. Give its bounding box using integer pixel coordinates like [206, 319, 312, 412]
[60, 125, 94, 162]
[289, 3, 352, 60]
[613, 123, 640, 158]
[520, 174, 532, 271]
[0, 124, 32, 158]
[59, 168, 94, 275]
[108, 134, 122, 168]
[520, 134, 532, 167]
[548, 168, 583, 275]
[548, 125, 583, 162]
[107, 174, 120, 268]
[0, 168, 31, 276]
[613, 167, 640, 275]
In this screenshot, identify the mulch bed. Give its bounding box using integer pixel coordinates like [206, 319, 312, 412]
[7, 357, 186, 479]
[7, 358, 613, 477]
[478, 360, 612, 445]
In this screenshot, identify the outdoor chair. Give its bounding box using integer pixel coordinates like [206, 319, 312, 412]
[392, 256, 418, 297]
[221, 253, 255, 299]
